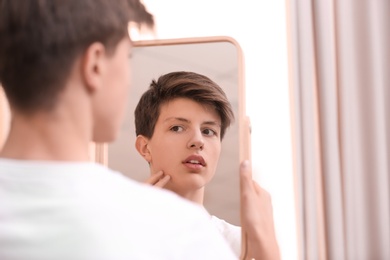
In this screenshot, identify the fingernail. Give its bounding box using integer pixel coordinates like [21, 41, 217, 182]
[242, 160, 250, 168]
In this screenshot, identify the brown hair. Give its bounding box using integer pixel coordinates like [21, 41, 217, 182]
[135, 71, 234, 140]
[0, 0, 154, 112]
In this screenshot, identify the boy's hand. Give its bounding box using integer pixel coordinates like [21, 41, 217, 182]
[239, 160, 280, 260]
[145, 170, 171, 188]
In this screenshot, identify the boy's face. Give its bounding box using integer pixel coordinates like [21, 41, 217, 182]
[92, 37, 132, 142]
[147, 97, 222, 194]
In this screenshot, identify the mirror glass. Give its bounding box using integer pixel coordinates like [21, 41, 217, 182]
[107, 37, 245, 225]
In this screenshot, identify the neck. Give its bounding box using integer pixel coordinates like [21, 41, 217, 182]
[0, 107, 91, 161]
[167, 186, 205, 205]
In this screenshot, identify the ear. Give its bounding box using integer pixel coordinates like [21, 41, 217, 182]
[81, 42, 107, 93]
[135, 135, 152, 163]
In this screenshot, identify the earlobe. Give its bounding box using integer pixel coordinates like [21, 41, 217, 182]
[81, 42, 106, 93]
[135, 135, 152, 162]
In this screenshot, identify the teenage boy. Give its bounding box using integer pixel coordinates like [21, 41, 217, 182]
[0, 1, 236, 259]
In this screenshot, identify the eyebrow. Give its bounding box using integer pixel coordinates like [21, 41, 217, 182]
[164, 117, 221, 127]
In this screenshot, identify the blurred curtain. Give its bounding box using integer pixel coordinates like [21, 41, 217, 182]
[286, 0, 390, 259]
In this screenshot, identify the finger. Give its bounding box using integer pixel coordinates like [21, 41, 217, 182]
[239, 160, 253, 192]
[154, 175, 171, 188]
[145, 171, 164, 185]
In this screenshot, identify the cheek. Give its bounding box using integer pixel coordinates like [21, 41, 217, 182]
[208, 142, 222, 170]
[150, 155, 176, 177]
[149, 141, 181, 172]
[122, 61, 131, 89]
[110, 60, 130, 112]
[117, 59, 131, 94]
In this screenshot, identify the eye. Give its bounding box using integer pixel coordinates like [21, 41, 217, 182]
[170, 125, 185, 133]
[202, 128, 217, 137]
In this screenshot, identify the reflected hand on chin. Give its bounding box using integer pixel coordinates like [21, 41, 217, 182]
[239, 160, 281, 260]
[145, 170, 171, 188]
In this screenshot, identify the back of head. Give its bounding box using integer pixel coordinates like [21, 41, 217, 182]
[134, 71, 234, 140]
[0, 0, 154, 113]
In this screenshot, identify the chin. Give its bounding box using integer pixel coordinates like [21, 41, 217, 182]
[170, 176, 206, 191]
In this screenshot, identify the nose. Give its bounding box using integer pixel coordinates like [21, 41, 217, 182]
[188, 131, 204, 151]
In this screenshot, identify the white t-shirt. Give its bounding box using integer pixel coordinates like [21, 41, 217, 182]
[211, 215, 242, 258]
[0, 159, 236, 260]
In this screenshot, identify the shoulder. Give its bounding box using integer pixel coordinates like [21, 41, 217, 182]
[210, 215, 242, 258]
[0, 161, 237, 259]
[210, 215, 241, 231]
[79, 165, 238, 259]
[69, 163, 206, 217]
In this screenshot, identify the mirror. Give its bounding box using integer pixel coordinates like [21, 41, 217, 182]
[104, 36, 248, 226]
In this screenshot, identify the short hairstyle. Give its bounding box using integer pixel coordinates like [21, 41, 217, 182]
[135, 71, 234, 140]
[0, 0, 154, 112]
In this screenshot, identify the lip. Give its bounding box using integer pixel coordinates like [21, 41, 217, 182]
[182, 154, 206, 170]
